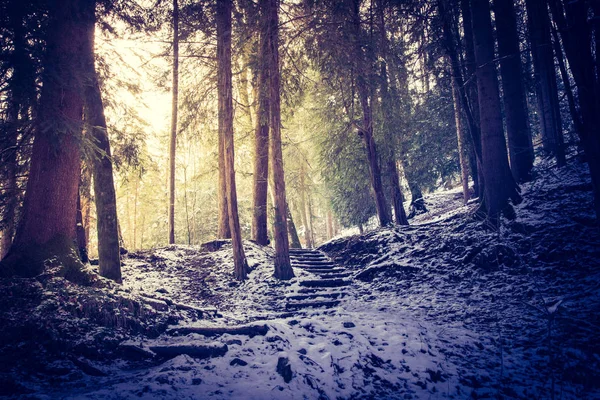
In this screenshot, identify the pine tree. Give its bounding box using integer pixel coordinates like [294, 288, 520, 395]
[2, 0, 87, 277]
[525, 0, 565, 166]
[471, 0, 521, 223]
[82, 0, 121, 282]
[494, 0, 534, 183]
[168, 0, 179, 244]
[217, 0, 249, 280]
[251, 0, 270, 246]
[264, 0, 294, 280]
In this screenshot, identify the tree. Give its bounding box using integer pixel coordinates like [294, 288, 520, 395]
[548, 0, 600, 218]
[377, 0, 408, 226]
[217, 0, 249, 280]
[286, 202, 302, 249]
[452, 79, 471, 204]
[251, 0, 270, 246]
[0, 1, 38, 259]
[82, 0, 121, 282]
[525, 0, 565, 166]
[439, 0, 484, 200]
[350, 0, 391, 227]
[471, 0, 521, 222]
[264, 0, 294, 280]
[1, 0, 87, 277]
[494, 0, 534, 183]
[168, 0, 179, 244]
[459, 0, 483, 198]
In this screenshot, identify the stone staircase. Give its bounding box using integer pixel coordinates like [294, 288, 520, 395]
[285, 248, 352, 311]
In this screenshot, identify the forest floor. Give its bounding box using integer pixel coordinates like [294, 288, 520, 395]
[1, 156, 599, 399]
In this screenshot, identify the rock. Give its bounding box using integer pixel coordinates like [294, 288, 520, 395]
[343, 322, 355, 328]
[276, 357, 293, 383]
[226, 339, 242, 346]
[230, 358, 248, 366]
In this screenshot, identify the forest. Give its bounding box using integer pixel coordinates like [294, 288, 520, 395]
[0, 0, 599, 398]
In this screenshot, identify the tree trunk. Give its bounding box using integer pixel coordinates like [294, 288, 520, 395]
[1, 6, 29, 260]
[251, 11, 270, 246]
[388, 158, 408, 225]
[548, 0, 600, 218]
[286, 202, 302, 249]
[82, 1, 122, 282]
[76, 190, 88, 262]
[265, 0, 294, 280]
[494, 0, 534, 182]
[407, 180, 427, 218]
[217, 1, 231, 241]
[351, 0, 390, 227]
[2, 0, 86, 277]
[1, 99, 19, 260]
[440, 0, 485, 200]
[168, 0, 179, 244]
[525, 0, 565, 166]
[472, 0, 521, 223]
[217, 0, 249, 281]
[326, 210, 334, 240]
[551, 25, 584, 141]
[452, 79, 471, 204]
[299, 165, 313, 248]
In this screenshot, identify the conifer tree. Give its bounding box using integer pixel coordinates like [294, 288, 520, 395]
[217, 0, 249, 280]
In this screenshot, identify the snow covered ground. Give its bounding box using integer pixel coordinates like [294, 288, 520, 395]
[1, 158, 599, 399]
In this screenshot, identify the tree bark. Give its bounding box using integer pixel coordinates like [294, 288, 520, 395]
[452, 79, 471, 204]
[388, 158, 408, 225]
[217, 0, 249, 280]
[440, 0, 485, 200]
[2, 0, 86, 277]
[82, 1, 122, 282]
[326, 210, 334, 240]
[351, 0, 390, 227]
[299, 165, 313, 248]
[76, 190, 88, 262]
[265, 0, 294, 280]
[286, 202, 302, 249]
[548, 0, 600, 218]
[459, 0, 485, 198]
[525, 0, 565, 166]
[472, 0, 521, 223]
[251, 9, 270, 246]
[551, 26, 584, 141]
[1, 5, 29, 260]
[494, 0, 534, 182]
[168, 0, 179, 244]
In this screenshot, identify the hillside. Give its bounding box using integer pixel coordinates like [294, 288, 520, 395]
[0, 158, 599, 399]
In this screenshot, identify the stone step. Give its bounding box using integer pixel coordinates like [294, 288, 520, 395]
[296, 287, 348, 294]
[291, 257, 328, 263]
[312, 273, 352, 279]
[289, 248, 320, 253]
[293, 260, 335, 266]
[289, 252, 327, 258]
[290, 254, 330, 260]
[299, 267, 349, 275]
[299, 278, 351, 288]
[287, 292, 345, 301]
[285, 300, 341, 310]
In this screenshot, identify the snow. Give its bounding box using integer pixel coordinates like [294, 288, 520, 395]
[1, 157, 599, 399]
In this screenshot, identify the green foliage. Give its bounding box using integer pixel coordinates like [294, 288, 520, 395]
[402, 75, 460, 193]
